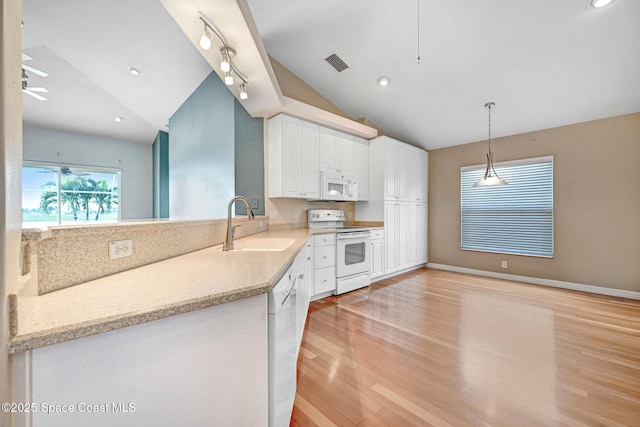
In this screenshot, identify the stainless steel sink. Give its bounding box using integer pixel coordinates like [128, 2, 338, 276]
[226, 237, 295, 252]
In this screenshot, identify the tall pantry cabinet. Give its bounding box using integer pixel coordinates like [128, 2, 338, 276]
[356, 135, 428, 277]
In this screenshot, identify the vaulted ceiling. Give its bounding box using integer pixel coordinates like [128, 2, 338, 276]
[20, 0, 640, 150]
[247, 0, 640, 149]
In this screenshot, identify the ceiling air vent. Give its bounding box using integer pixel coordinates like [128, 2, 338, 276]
[324, 53, 349, 72]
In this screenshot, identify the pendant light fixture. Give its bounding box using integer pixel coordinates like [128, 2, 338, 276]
[473, 102, 508, 187]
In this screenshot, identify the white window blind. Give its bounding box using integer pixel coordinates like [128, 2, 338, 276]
[460, 156, 554, 257]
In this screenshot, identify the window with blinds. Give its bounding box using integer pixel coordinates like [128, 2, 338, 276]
[460, 156, 554, 257]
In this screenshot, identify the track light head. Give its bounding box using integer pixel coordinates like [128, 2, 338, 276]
[220, 47, 235, 73]
[200, 29, 213, 50]
[239, 83, 248, 100]
[224, 71, 234, 86]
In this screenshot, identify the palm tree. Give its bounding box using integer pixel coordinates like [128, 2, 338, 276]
[39, 174, 118, 222]
[92, 178, 115, 220]
[76, 178, 97, 221]
[39, 181, 58, 216]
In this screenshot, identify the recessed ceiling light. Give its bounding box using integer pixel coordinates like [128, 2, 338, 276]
[378, 76, 390, 86]
[128, 66, 140, 76]
[114, 117, 123, 123]
[588, 0, 614, 9]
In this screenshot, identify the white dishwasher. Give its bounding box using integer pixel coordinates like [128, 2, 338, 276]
[268, 265, 298, 427]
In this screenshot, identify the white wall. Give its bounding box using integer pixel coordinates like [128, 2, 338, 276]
[23, 125, 153, 220]
[1, 0, 24, 423]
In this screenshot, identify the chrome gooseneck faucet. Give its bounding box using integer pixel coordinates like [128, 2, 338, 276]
[223, 195, 255, 251]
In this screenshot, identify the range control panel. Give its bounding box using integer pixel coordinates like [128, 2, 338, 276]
[308, 209, 345, 223]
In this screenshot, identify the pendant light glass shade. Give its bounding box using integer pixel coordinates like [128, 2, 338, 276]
[473, 102, 508, 187]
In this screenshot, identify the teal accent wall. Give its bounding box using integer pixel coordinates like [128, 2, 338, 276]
[152, 130, 169, 218]
[168, 71, 264, 219]
[169, 71, 235, 219]
[234, 99, 264, 215]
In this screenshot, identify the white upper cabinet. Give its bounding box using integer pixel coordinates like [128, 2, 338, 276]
[319, 127, 356, 175]
[269, 114, 368, 200]
[354, 137, 369, 201]
[383, 137, 412, 201]
[410, 148, 428, 202]
[268, 114, 320, 199]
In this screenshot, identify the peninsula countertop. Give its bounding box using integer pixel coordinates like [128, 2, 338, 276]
[9, 228, 334, 354]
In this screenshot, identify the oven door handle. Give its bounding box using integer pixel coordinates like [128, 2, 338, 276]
[337, 232, 371, 240]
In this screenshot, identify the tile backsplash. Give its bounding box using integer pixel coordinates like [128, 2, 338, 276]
[23, 217, 268, 295]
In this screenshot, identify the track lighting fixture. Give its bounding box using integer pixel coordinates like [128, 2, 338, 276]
[198, 14, 249, 100]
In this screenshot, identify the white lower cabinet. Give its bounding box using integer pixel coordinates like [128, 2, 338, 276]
[295, 240, 313, 348]
[370, 228, 384, 279]
[312, 233, 336, 298]
[384, 201, 426, 276]
[11, 295, 268, 427]
[314, 265, 336, 294]
[410, 202, 428, 265]
[385, 201, 410, 274]
[270, 244, 312, 427]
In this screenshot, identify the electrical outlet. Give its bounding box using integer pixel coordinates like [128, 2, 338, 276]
[292, 211, 297, 220]
[110, 240, 133, 260]
[501, 260, 508, 269]
[251, 199, 259, 209]
[259, 221, 264, 228]
[348, 211, 353, 219]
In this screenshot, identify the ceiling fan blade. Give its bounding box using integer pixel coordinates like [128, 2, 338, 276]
[22, 88, 47, 101]
[22, 64, 48, 77]
[28, 87, 48, 93]
[22, 52, 33, 62]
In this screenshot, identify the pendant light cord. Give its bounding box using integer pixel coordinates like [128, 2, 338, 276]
[485, 102, 495, 154]
[416, 0, 421, 64]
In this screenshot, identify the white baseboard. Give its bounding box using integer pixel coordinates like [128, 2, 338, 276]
[427, 263, 640, 300]
[371, 264, 425, 284]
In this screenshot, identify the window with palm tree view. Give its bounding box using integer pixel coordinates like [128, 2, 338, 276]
[22, 163, 120, 225]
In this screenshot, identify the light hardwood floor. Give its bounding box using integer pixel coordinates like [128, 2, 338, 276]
[291, 267, 640, 426]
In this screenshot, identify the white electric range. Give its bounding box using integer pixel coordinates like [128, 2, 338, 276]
[308, 209, 371, 294]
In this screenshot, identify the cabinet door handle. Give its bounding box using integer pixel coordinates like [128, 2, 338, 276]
[282, 276, 297, 306]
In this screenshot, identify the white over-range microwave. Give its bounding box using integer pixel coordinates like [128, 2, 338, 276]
[319, 171, 358, 201]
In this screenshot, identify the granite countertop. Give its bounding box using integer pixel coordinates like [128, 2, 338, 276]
[9, 229, 333, 354]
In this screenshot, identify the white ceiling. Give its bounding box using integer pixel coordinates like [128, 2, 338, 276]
[20, 0, 640, 151]
[21, 0, 212, 145]
[246, 0, 640, 150]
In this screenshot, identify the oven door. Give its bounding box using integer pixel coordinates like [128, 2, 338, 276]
[336, 231, 371, 278]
